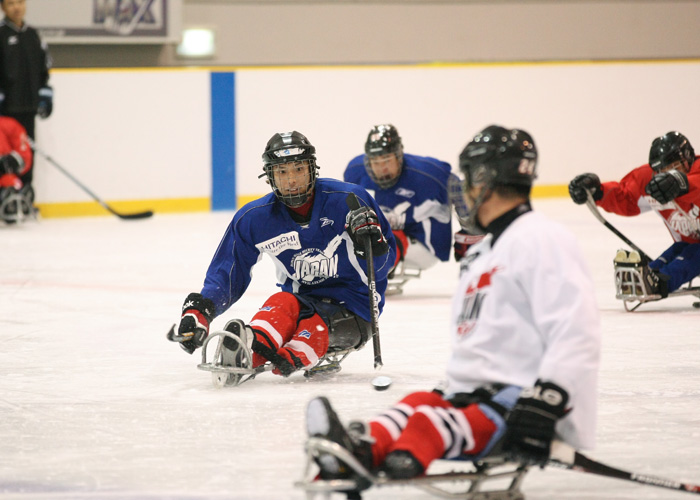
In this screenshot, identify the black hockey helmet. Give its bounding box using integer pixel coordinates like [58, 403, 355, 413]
[648, 131, 695, 173]
[261, 131, 319, 207]
[457, 125, 537, 234]
[459, 125, 537, 189]
[363, 124, 404, 188]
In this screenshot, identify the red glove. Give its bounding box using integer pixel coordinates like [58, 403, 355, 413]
[453, 230, 484, 261]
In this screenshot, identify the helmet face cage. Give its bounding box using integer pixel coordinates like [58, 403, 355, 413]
[447, 172, 471, 230]
[261, 131, 319, 207]
[363, 124, 404, 189]
[649, 132, 695, 173]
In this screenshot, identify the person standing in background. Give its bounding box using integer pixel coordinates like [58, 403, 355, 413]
[0, 0, 52, 195]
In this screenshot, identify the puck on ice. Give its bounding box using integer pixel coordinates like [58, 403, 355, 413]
[371, 376, 392, 391]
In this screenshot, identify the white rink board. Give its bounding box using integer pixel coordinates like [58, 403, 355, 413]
[32, 61, 700, 205]
[34, 69, 211, 204]
[235, 61, 700, 197]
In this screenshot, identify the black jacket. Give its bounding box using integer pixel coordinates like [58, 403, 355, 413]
[0, 18, 50, 114]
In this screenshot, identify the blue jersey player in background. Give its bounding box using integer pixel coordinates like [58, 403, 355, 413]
[344, 124, 453, 293]
[171, 131, 396, 378]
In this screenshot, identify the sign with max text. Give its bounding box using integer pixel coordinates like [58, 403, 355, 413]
[31, 0, 181, 44]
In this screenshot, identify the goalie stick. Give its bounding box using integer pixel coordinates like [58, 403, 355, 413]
[585, 190, 652, 262]
[29, 139, 153, 220]
[346, 193, 383, 369]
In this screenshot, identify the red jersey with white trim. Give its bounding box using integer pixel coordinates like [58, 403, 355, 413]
[447, 211, 601, 450]
[597, 157, 700, 243]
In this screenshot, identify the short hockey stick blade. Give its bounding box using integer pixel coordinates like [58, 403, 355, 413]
[549, 441, 700, 495]
[166, 323, 188, 343]
[100, 205, 153, 220]
[108, 207, 153, 220]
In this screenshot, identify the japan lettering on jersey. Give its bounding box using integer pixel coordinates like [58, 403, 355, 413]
[289, 236, 342, 285]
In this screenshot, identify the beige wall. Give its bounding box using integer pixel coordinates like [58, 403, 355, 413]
[48, 0, 700, 68]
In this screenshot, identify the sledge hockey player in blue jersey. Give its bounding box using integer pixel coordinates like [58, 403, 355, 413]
[300, 126, 601, 497]
[171, 131, 396, 379]
[344, 124, 453, 293]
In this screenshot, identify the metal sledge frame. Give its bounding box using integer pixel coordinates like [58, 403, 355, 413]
[197, 330, 359, 388]
[614, 260, 700, 312]
[296, 438, 529, 500]
[197, 330, 272, 388]
[386, 259, 422, 296]
[0, 189, 36, 224]
[583, 191, 700, 311]
[304, 346, 355, 378]
[297, 438, 700, 498]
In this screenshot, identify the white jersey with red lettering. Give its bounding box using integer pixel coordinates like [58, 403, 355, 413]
[445, 210, 601, 450]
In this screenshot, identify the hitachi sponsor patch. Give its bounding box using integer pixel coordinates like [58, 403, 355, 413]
[256, 231, 302, 255]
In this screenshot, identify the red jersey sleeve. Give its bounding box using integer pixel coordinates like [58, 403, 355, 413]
[598, 165, 654, 217]
[0, 117, 33, 177]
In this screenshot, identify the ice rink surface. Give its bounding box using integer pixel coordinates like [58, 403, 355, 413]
[3, 198, 700, 499]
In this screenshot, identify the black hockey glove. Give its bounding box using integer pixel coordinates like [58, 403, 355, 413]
[176, 292, 215, 354]
[568, 173, 603, 205]
[453, 230, 485, 261]
[37, 86, 53, 119]
[502, 380, 569, 466]
[645, 170, 689, 204]
[0, 152, 23, 176]
[345, 206, 389, 258]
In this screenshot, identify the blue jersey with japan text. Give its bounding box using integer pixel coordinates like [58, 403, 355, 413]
[344, 153, 453, 262]
[200, 178, 396, 323]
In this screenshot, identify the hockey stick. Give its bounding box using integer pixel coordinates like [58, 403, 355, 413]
[346, 193, 383, 369]
[585, 191, 652, 262]
[549, 441, 700, 495]
[29, 139, 153, 220]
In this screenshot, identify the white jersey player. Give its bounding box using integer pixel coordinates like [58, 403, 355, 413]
[304, 125, 601, 490]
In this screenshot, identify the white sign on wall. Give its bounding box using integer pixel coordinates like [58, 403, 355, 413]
[31, 0, 182, 44]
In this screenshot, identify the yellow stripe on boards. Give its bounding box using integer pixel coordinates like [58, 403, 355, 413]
[531, 185, 569, 198]
[36, 197, 210, 218]
[35, 187, 571, 218]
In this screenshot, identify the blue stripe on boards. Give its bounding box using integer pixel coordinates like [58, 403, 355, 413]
[211, 72, 236, 210]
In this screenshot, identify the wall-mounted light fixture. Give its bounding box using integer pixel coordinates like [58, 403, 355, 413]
[176, 27, 216, 59]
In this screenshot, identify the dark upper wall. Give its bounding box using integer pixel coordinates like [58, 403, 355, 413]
[49, 0, 700, 68]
